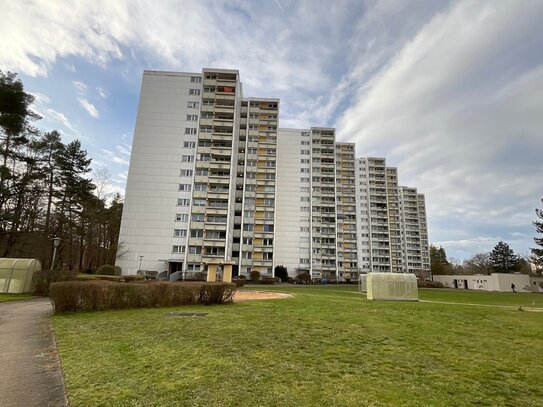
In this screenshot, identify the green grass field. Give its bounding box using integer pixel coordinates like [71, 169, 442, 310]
[52, 286, 543, 406]
[0, 293, 35, 302]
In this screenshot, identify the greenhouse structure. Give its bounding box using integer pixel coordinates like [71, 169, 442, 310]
[366, 272, 419, 301]
[0, 258, 41, 294]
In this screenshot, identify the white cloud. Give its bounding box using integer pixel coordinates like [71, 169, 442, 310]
[335, 0, 543, 257]
[78, 97, 99, 118]
[101, 148, 129, 166]
[72, 80, 87, 93]
[97, 86, 107, 98]
[64, 63, 76, 72]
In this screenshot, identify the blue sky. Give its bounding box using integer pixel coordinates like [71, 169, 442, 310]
[1, 0, 542, 261]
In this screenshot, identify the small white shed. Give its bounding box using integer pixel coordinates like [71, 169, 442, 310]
[366, 272, 418, 301]
[0, 258, 41, 294]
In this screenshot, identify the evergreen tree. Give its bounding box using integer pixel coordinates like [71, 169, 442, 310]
[531, 198, 543, 274]
[489, 241, 518, 273]
[274, 265, 289, 282]
[430, 244, 450, 275]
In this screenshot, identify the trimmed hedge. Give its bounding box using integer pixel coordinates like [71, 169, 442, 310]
[96, 264, 116, 276]
[49, 281, 236, 313]
[417, 280, 444, 288]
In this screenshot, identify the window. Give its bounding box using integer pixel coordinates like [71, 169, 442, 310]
[246, 172, 256, 179]
[266, 161, 276, 168]
[180, 169, 193, 177]
[178, 184, 191, 191]
[263, 238, 273, 246]
[264, 198, 274, 206]
[190, 76, 202, 83]
[247, 148, 257, 155]
[264, 211, 274, 219]
[175, 213, 188, 222]
[243, 224, 254, 231]
[300, 187, 309, 192]
[190, 229, 203, 238]
[182, 155, 194, 162]
[300, 258, 309, 264]
[243, 237, 253, 245]
[183, 141, 196, 148]
[265, 173, 275, 180]
[177, 198, 190, 206]
[301, 159, 309, 164]
[185, 127, 197, 135]
[300, 197, 310, 202]
[192, 199, 206, 207]
[245, 184, 256, 191]
[194, 183, 207, 191]
[300, 226, 309, 232]
[191, 214, 204, 222]
[188, 246, 202, 254]
[200, 126, 212, 133]
[244, 211, 254, 218]
[267, 149, 275, 155]
[186, 114, 198, 121]
[301, 168, 310, 173]
[263, 252, 273, 260]
[172, 245, 184, 253]
[263, 224, 274, 232]
[195, 169, 208, 176]
[247, 160, 257, 167]
[301, 177, 309, 183]
[189, 89, 200, 95]
[301, 140, 310, 145]
[301, 149, 310, 155]
[300, 206, 309, 212]
[207, 215, 227, 223]
[174, 229, 187, 237]
[243, 252, 252, 259]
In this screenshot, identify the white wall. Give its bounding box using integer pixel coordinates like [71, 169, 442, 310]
[117, 71, 201, 275]
[275, 128, 309, 276]
[433, 274, 538, 293]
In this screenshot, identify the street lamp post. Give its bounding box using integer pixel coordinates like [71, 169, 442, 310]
[138, 256, 144, 271]
[51, 237, 61, 270]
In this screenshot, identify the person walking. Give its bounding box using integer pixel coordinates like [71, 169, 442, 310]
[511, 283, 516, 293]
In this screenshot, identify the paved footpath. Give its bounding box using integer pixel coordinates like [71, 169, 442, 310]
[0, 298, 68, 407]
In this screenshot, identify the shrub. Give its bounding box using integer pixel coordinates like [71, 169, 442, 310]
[260, 277, 276, 285]
[274, 265, 289, 282]
[114, 266, 122, 276]
[250, 270, 261, 283]
[198, 282, 236, 305]
[123, 275, 144, 282]
[31, 268, 78, 296]
[296, 272, 311, 284]
[49, 281, 236, 313]
[417, 280, 444, 288]
[232, 278, 246, 288]
[96, 264, 116, 276]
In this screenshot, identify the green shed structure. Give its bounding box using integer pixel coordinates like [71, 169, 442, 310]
[0, 258, 41, 294]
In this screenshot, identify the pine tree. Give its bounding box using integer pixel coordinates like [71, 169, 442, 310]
[430, 245, 450, 275]
[531, 198, 543, 274]
[489, 241, 518, 273]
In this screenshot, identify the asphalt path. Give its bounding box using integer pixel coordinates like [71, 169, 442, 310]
[0, 298, 67, 407]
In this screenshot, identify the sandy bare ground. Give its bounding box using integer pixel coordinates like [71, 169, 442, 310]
[234, 290, 293, 301]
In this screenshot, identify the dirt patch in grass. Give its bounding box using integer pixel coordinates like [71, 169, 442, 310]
[234, 290, 293, 301]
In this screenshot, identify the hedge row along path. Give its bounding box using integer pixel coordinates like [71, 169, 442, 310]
[0, 298, 67, 407]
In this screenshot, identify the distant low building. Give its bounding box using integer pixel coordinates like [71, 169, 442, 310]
[433, 273, 543, 293]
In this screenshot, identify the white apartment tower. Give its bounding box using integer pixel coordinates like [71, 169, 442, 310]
[118, 68, 430, 280]
[118, 69, 277, 277]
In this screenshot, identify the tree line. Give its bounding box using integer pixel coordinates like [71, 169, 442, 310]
[0, 71, 122, 271]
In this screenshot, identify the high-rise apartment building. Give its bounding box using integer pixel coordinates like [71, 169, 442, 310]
[118, 68, 430, 280]
[118, 69, 277, 277]
[399, 187, 431, 274]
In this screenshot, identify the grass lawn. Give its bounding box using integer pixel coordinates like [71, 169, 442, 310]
[0, 293, 35, 302]
[52, 285, 543, 406]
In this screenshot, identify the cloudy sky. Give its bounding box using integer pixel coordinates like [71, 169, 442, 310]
[1, 0, 542, 260]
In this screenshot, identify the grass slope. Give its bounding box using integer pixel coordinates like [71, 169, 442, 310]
[52, 286, 543, 406]
[0, 293, 35, 302]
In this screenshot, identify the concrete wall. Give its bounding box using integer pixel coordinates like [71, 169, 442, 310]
[433, 274, 541, 293]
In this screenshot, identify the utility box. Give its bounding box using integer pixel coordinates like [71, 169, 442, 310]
[366, 272, 418, 301]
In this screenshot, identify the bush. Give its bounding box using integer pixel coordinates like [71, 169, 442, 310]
[232, 278, 246, 288]
[250, 270, 261, 283]
[114, 266, 122, 276]
[417, 280, 444, 288]
[96, 264, 116, 276]
[274, 265, 289, 282]
[31, 268, 78, 296]
[260, 277, 276, 285]
[49, 281, 236, 313]
[296, 272, 311, 284]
